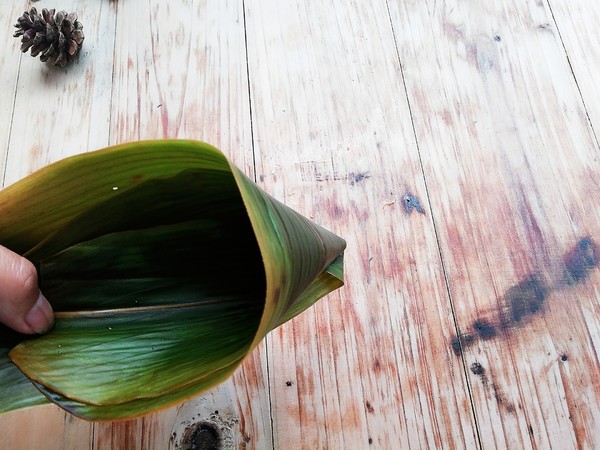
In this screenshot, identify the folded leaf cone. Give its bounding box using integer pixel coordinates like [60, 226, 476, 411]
[0, 140, 345, 420]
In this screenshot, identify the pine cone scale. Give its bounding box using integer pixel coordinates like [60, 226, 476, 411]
[72, 30, 84, 45]
[32, 35, 53, 57]
[67, 40, 79, 57]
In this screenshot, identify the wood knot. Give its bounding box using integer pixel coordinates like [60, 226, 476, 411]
[181, 422, 222, 450]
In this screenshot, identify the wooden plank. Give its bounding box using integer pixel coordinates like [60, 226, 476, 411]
[2, 0, 599, 448]
[546, 0, 600, 140]
[3, 0, 116, 187]
[388, 0, 600, 447]
[244, 0, 477, 448]
[94, 1, 273, 449]
[0, 1, 26, 175]
[0, 406, 93, 450]
[0, 0, 117, 448]
[108, 0, 254, 175]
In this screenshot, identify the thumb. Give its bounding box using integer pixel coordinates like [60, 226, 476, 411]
[0, 245, 54, 334]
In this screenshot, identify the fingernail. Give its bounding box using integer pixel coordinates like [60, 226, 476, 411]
[24, 293, 54, 334]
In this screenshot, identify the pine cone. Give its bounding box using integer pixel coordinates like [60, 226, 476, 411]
[14, 8, 84, 67]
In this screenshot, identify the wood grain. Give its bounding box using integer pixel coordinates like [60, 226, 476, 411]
[3, 0, 117, 187]
[388, 0, 600, 447]
[0, 405, 93, 450]
[109, 0, 255, 163]
[547, 0, 600, 142]
[244, 0, 476, 448]
[1, 0, 600, 448]
[0, 0, 26, 178]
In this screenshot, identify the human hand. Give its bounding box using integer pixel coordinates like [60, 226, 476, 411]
[0, 245, 54, 334]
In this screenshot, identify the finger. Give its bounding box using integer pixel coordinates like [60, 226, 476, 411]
[0, 245, 54, 334]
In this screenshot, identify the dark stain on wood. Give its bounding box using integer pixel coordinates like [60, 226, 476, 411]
[451, 337, 461, 356]
[560, 353, 569, 362]
[563, 237, 598, 285]
[473, 319, 497, 340]
[365, 400, 375, 414]
[451, 333, 475, 356]
[349, 172, 370, 185]
[402, 192, 425, 214]
[451, 273, 549, 355]
[502, 273, 549, 324]
[181, 422, 222, 450]
[494, 35, 502, 42]
[468, 361, 517, 412]
[470, 360, 490, 391]
[493, 387, 503, 405]
[286, 380, 293, 387]
[470, 362, 485, 376]
[368, 437, 374, 445]
[451, 236, 598, 355]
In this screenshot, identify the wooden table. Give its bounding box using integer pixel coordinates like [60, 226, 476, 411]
[1, 0, 600, 448]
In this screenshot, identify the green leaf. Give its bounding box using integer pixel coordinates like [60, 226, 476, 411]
[0, 140, 345, 420]
[10, 299, 262, 406]
[0, 348, 49, 414]
[31, 358, 244, 420]
[39, 219, 262, 311]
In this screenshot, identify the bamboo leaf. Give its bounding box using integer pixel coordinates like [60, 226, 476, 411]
[0, 140, 345, 420]
[0, 348, 49, 414]
[30, 358, 244, 420]
[276, 255, 344, 327]
[0, 141, 233, 255]
[39, 219, 262, 311]
[10, 299, 262, 406]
